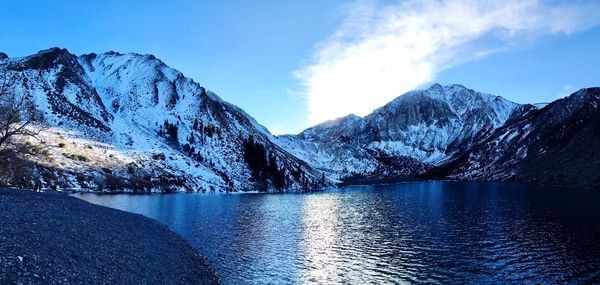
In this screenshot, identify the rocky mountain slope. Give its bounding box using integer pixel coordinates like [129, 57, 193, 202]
[0, 48, 324, 192]
[1, 48, 597, 191]
[282, 84, 600, 187]
[434, 87, 600, 186]
[278, 84, 521, 181]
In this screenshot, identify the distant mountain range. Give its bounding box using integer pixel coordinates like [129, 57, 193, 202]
[283, 84, 600, 187]
[0, 48, 598, 192]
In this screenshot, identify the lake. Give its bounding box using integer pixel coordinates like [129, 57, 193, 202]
[73, 181, 600, 284]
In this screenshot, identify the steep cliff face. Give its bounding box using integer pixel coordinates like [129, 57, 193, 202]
[0, 48, 324, 192]
[278, 84, 521, 181]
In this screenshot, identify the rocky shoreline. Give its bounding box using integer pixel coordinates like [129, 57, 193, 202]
[0, 189, 219, 284]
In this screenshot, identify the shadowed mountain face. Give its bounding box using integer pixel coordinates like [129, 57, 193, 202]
[436, 88, 600, 186]
[1, 47, 597, 190]
[0, 48, 324, 192]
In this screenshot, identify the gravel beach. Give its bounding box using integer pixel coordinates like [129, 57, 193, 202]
[0, 189, 220, 284]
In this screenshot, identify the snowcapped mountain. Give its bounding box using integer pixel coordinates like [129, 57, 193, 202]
[1, 48, 597, 191]
[0, 48, 325, 192]
[278, 84, 521, 182]
[435, 87, 600, 186]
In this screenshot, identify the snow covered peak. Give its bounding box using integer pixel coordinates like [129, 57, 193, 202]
[0, 48, 325, 192]
[296, 113, 366, 141]
[308, 113, 363, 130]
[4, 47, 82, 73]
[279, 83, 525, 181]
[81, 51, 181, 82]
[378, 83, 520, 128]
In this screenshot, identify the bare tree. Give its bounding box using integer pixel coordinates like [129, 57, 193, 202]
[0, 68, 46, 160]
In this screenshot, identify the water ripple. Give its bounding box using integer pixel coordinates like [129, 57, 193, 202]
[74, 182, 600, 284]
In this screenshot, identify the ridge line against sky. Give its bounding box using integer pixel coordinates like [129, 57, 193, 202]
[1, 0, 600, 135]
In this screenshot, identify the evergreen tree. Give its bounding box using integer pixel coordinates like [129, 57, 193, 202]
[162, 120, 179, 144]
[242, 136, 287, 191]
[193, 118, 198, 130]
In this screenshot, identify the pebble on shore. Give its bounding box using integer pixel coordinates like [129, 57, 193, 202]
[0, 189, 220, 284]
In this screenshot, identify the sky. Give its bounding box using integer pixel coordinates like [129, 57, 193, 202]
[1, 0, 599, 134]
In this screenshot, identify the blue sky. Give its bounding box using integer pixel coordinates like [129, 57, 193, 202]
[1, 0, 599, 134]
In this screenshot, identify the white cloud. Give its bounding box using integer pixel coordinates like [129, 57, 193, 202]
[296, 0, 600, 125]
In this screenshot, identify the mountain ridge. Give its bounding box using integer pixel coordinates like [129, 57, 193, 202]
[0, 48, 325, 192]
[279, 84, 599, 187]
[1, 47, 598, 191]
[432, 87, 600, 186]
[277, 83, 523, 181]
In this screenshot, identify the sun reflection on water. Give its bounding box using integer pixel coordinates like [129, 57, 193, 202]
[299, 194, 342, 283]
[74, 182, 600, 284]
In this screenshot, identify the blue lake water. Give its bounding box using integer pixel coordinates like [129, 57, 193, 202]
[74, 181, 600, 284]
